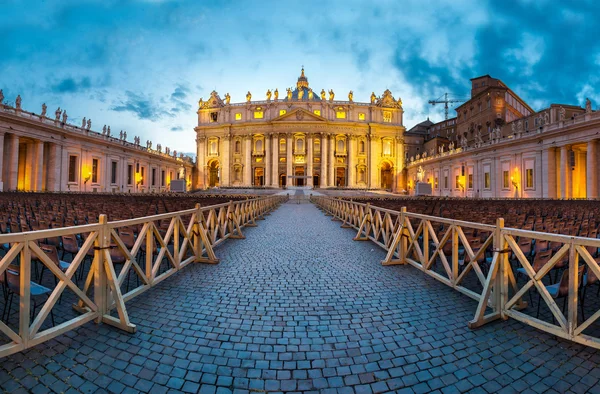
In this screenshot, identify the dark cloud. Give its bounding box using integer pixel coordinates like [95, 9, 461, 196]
[171, 126, 184, 132]
[111, 91, 172, 121]
[170, 84, 193, 113]
[51, 77, 92, 93]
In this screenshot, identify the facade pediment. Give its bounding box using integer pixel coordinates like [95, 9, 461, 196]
[272, 108, 327, 122]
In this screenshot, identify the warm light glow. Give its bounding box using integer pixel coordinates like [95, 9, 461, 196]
[358, 113, 365, 120]
[313, 110, 321, 116]
[235, 113, 241, 120]
[254, 111, 263, 119]
[336, 111, 346, 119]
[279, 109, 287, 116]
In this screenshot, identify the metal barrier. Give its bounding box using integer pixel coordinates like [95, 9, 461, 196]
[312, 196, 600, 350]
[0, 195, 287, 358]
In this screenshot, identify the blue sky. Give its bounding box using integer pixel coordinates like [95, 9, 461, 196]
[1, 0, 599, 156]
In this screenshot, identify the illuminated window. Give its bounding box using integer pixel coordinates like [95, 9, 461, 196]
[358, 113, 365, 121]
[503, 171, 509, 189]
[359, 140, 365, 153]
[209, 140, 218, 155]
[435, 177, 439, 189]
[92, 158, 99, 183]
[68, 155, 78, 183]
[484, 172, 491, 189]
[279, 109, 287, 116]
[383, 111, 392, 123]
[313, 110, 321, 116]
[254, 111, 263, 119]
[526, 169, 534, 188]
[382, 140, 391, 156]
[235, 113, 241, 120]
[468, 174, 473, 189]
[336, 111, 346, 119]
[455, 175, 460, 189]
[280, 139, 286, 153]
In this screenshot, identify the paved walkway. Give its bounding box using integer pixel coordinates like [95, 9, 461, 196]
[2, 203, 600, 393]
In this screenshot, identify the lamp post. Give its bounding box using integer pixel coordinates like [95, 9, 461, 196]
[84, 171, 91, 192]
[511, 176, 520, 198]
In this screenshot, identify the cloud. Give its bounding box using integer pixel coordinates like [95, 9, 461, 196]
[170, 84, 193, 113]
[51, 77, 92, 93]
[170, 126, 184, 132]
[111, 91, 172, 121]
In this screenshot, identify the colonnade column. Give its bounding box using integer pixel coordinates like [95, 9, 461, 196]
[396, 137, 405, 192]
[328, 134, 335, 187]
[265, 134, 271, 187]
[560, 145, 570, 199]
[587, 140, 598, 199]
[33, 141, 44, 191]
[0, 133, 4, 191]
[348, 135, 356, 188]
[286, 134, 293, 187]
[271, 135, 279, 187]
[320, 133, 328, 188]
[244, 136, 252, 186]
[307, 134, 313, 187]
[542, 147, 557, 198]
[370, 136, 379, 189]
[221, 136, 230, 186]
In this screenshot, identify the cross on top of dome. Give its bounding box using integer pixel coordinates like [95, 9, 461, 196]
[296, 67, 309, 90]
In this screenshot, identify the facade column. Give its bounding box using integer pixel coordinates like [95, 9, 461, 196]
[271, 135, 279, 187]
[33, 140, 44, 191]
[286, 134, 293, 187]
[0, 133, 4, 191]
[265, 134, 271, 187]
[320, 133, 328, 188]
[542, 147, 557, 198]
[244, 136, 252, 186]
[196, 136, 206, 189]
[370, 135, 379, 189]
[587, 140, 598, 199]
[560, 145, 570, 199]
[328, 134, 335, 187]
[348, 135, 356, 188]
[307, 134, 313, 187]
[395, 137, 405, 192]
[221, 136, 230, 186]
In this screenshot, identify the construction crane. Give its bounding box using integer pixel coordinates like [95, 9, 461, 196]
[428, 93, 467, 120]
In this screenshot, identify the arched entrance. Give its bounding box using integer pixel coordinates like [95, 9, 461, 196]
[381, 161, 393, 189]
[335, 167, 346, 187]
[295, 166, 305, 186]
[254, 167, 264, 186]
[280, 173, 286, 187]
[208, 160, 219, 187]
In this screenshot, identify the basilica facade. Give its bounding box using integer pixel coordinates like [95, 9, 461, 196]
[194, 69, 406, 190]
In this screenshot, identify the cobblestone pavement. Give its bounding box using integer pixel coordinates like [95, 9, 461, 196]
[2, 202, 600, 394]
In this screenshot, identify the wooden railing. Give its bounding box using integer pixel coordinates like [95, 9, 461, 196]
[0, 195, 287, 358]
[312, 196, 600, 350]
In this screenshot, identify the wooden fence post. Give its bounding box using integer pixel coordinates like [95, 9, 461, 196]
[19, 241, 31, 348]
[94, 215, 108, 323]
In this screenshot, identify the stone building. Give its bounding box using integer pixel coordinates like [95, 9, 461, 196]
[0, 100, 194, 193]
[194, 69, 406, 190]
[406, 75, 599, 199]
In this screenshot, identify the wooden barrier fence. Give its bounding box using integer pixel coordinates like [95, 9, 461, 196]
[312, 196, 600, 350]
[0, 195, 286, 358]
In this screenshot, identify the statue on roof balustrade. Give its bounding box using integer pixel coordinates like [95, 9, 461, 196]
[397, 97, 403, 107]
[15, 95, 21, 110]
[55, 107, 61, 121]
[246, 91, 252, 102]
[370, 92, 376, 103]
[320, 89, 326, 100]
[308, 88, 314, 100]
[266, 89, 272, 101]
[348, 91, 353, 102]
[559, 106, 566, 120]
[82, 117, 86, 128]
[123, 130, 127, 140]
[119, 130, 123, 140]
[274, 89, 278, 101]
[286, 88, 292, 101]
[86, 119, 91, 130]
[328, 89, 335, 101]
[107, 126, 111, 136]
[224, 93, 231, 105]
[585, 98, 592, 113]
[62, 111, 68, 124]
[298, 87, 304, 100]
[41, 103, 47, 117]
[198, 98, 203, 109]
[544, 111, 549, 125]
[0, 89, 3, 105]
[102, 125, 107, 135]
